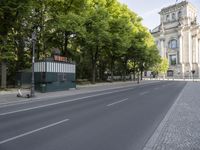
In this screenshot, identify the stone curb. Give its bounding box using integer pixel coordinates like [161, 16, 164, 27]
[0, 81, 138, 95]
[0, 81, 160, 107]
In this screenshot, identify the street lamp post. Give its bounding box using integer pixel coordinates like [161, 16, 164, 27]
[31, 31, 36, 97]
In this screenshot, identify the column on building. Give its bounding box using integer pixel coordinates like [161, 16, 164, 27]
[194, 35, 198, 77]
[188, 30, 192, 71]
[160, 38, 165, 58]
[182, 64, 185, 79]
[179, 33, 184, 77]
[198, 39, 200, 78]
[194, 35, 198, 63]
[192, 36, 195, 64]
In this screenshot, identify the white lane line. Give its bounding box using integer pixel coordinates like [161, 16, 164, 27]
[139, 91, 149, 96]
[0, 88, 134, 116]
[0, 118, 69, 145]
[107, 98, 128, 107]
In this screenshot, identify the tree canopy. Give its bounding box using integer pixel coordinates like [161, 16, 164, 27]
[0, 0, 161, 86]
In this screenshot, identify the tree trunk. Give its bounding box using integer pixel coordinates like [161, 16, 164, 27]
[91, 45, 99, 84]
[133, 70, 136, 81]
[137, 71, 140, 84]
[123, 59, 128, 81]
[16, 36, 25, 71]
[91, 61, 96, 84]
[140, 69, 143, 80]
[1, 37, 7, 89]
[111, 68, 113, 82]
[99, 60, 106, 81]
[1, 62, 7, 88]
[110, 57, 114, 82]
[133, 61, 136, 81]
[63, 31, 69, 57]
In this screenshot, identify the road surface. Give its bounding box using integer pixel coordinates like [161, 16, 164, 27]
[0, 81, 186, 150]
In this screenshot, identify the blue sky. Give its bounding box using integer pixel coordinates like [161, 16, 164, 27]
[118, 0, 200, 29]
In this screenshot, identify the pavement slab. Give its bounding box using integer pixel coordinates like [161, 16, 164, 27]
[143, 82, 200, 150]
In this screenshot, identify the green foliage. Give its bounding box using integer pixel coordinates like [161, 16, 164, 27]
[0, 0, 161, 86]
[152, 58, 169, 75]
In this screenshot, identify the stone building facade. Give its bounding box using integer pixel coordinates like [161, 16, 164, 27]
[151, 1, 200, 78]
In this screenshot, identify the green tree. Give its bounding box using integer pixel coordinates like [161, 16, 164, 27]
[0, 0, 162, 87]
[0, 0, 31, 88]
[127, 25, 161, 81]
[106, 3, 133, 81]
[152, 58, 169, 77]
[80, 0, 110, 83]
[46, 0, 86, 58]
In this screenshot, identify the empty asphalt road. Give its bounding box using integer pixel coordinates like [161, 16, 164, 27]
[0, 81, 186, 150]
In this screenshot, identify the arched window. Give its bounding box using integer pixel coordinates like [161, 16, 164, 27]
[166, 15, 170, 21]
[178, 11, 182, 18]
[168, 39, 178, 49]
[172, 13, 176, 20]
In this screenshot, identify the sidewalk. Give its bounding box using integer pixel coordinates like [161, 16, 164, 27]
[143, 82, 200, 150]
[0, 80, 157, 106]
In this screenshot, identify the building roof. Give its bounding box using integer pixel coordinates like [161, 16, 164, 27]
[159, 1, 197, 15]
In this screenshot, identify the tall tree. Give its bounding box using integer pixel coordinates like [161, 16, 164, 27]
[105, 3, 133, 81]
[81, 0, 110, 83]
[46, 0, 86, 58]
[0, 0, 31, 88]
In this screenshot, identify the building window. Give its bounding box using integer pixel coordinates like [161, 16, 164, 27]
[166, 15, 170, 21]
[168, 39, 178, 49]
[169, 55, 177, 65]
[178, 11, 182, 18]
[172, 13, 176, 20]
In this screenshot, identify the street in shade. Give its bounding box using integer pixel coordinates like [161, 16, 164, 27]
[0, 81, 186, 150]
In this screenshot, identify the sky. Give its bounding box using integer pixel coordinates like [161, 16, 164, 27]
[118, 0, 200, 30]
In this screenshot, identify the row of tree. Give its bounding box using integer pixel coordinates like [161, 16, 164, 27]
[0, 0, 162, 87]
